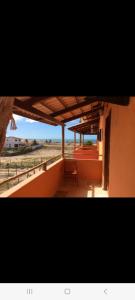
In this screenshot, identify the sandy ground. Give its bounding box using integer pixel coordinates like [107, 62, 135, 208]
[0, 144, 74, 187]
[0, 144, 74, 163]
[0, 148, 60, 163]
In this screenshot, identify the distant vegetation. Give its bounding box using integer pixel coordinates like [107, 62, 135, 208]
[85, 140, 93, 145]
[1, 145, 43, 156]
[32, 139, 38, 146]
[0, 157, 48, 169]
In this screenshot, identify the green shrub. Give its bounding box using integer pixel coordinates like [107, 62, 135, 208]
[32, 139, 38, 145]
[85, 140, 93, 145]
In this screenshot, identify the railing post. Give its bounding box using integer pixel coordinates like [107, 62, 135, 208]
[27, 166, 29, 178]
[33, 160, 35, 174]
[43, 162, 46, 171]
[7, 164, 9, 178]
[16, 164, 17, 176]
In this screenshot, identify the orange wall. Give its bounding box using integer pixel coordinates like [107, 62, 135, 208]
[64, 159, 102, 184]
[101, 103, 110, 189]
[2, 159, 64, 198]
[101, 98, 135, 197]
[73, 147, 98, 159]
[108, 97, 135, 197]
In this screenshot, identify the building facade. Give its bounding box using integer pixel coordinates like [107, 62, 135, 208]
[4, 137, 26, 148]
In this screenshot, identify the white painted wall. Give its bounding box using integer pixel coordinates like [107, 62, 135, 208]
[4, 137, 25, 148]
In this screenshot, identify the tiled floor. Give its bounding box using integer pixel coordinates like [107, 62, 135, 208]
[55, 179, 108, 198]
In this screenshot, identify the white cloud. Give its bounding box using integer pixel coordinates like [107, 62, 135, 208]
[13, 114, 24, 122]
[25, 118, 38, 123]
[13, 114, 37, 123]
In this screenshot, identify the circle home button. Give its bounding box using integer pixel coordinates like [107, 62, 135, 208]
[64, 288, 71, 295]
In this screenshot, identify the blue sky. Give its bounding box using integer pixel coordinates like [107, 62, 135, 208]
[6, 114, 97, 140]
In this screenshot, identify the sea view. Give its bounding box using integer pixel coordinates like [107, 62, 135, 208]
[0, 135, 97, 194]
[34, 137, 97, 143]
[0, 96, 134, 200]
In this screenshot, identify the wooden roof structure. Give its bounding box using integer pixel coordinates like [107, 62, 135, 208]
[13, 96, 130, 126]
[68, 118, 100, 135]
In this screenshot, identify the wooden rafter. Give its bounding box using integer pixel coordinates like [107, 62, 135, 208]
[83, 113, 100, 120]
[35, 101, 55, 113]
[15, 96, 49, 106]
[79, 127, 98, 133]
[74, 125, 99, 134]
[75, 96, 83, 114]
[13, 96, 129, 128]
[78, 117, 100, 127]
[68, 118, 99, 132]
[51, 98, 98, 117]
[13, 109, 56, 126]
[63, 105, 103, 123]
[96, 96, 130, 105]
[57, 97, 74, 117]
[42, 104, 54, 113]
[14, 99, 64, 126]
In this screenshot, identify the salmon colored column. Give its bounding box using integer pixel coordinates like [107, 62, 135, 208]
[74, 131, 76, 150]
[80, 134, 82, 146]
[83, 134, 84, 146]
[62, 125, 65, 158]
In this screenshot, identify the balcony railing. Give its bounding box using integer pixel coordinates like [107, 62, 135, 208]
[0, 154, 103, 198]
[64, 153, 99, 158]
[0, 154, 62, 194]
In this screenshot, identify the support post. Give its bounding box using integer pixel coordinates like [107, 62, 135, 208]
[83, 134, 84, 146]
[80, 134, 82, 146]
[62, 125, 65, 158]
[74, 131, 76, 150]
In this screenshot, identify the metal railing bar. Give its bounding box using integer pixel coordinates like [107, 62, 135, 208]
[0, 154, 62, 187]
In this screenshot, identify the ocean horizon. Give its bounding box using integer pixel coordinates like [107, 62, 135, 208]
[35, 137, 97, 143]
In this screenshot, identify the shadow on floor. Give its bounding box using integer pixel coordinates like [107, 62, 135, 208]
[55, 179, 108, 198]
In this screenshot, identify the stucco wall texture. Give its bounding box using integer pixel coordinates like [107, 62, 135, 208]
[73, 146, 98, 159]
[3, 159, 64, 198]
[64, 159, 102, 184]
[106, 97, 135, 197]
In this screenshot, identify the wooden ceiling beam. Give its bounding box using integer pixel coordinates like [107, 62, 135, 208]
[15, 96, 50, 106]
[77, 122, 99, 131]
[75, 126, 99, 134]
[84, 113, 100, 120]
[96, 96, 130, 105]
[14, 99, 64, 126]
[76, 118, 99, 129]
[64, 105, 103, 123]
[13, 109, 57, 126]
[75, 96, 83, 114]
[51, 97, 98, 117]
[36, 102, 55, 113]
[79, 128, 98, 133]
[57, 97, 75, 117]
[78, 129, 98, 134]
[69, 119, 99, 132]
[82, 133, 98, 135]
